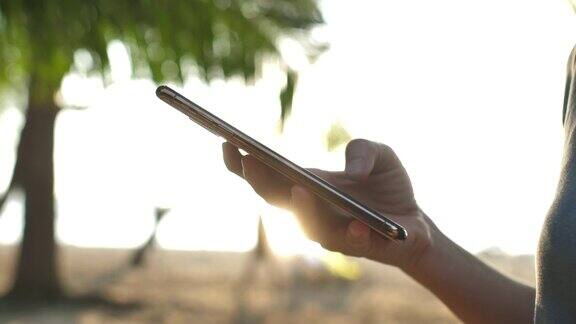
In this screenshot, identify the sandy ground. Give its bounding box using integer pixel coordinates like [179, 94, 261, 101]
[0, 246, 534, 324]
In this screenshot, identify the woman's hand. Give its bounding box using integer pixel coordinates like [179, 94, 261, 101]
[222, 139, 437, 271]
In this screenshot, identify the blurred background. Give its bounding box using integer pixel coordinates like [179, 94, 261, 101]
[0, 0, 575, 323]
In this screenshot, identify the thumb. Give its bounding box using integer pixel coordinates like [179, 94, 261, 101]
[345, 139, 377, 180]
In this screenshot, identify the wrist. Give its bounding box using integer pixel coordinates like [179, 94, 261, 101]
[400, 212, 448, 277]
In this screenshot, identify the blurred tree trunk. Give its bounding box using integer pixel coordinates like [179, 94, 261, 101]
[7, 76, 61, 299]
[254, 216, 271, 260]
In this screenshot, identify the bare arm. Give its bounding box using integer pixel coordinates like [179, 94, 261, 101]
[406, 222, 534, 323]
[222, 139, 534, 323]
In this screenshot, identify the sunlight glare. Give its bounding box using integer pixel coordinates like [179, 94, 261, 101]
[261, 205, 325, 258]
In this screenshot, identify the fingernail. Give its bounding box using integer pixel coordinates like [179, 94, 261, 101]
[346, 158, 365, 177]
[289, 186, 296, 207]
[291, 186, 304, 203]
[241, 156, 249, 179]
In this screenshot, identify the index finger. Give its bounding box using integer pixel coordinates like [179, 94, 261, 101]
[222, 142, 244, 178]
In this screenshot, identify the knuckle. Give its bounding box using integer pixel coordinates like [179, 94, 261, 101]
[377, 142, 396, 156]
[376, 143, 401, 166]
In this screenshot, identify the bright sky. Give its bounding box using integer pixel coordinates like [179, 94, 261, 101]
[1, 0, 576, 256]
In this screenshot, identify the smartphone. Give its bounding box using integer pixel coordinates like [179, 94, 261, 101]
[156, 85, 407, 241]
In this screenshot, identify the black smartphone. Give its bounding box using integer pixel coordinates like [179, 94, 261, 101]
[156, 85, 407, 241]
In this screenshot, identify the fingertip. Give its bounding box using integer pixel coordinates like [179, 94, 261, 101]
[345, 139, 373, 158]
[345, 220, 371, 250]
[241, 155, 266, 181]
[222, 141, 231, 157]
[222, 142, 238, 160]
[344, 139, 375, 180]
[348, 220, 370, 238]
[222, 141, 237, 152]
[224, 142, 246, 175]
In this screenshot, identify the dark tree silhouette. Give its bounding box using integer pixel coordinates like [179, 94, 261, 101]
[0, 0, 324, 300]
[130, 208, 169, 267]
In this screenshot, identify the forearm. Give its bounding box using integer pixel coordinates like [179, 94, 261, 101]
[404, 228, 535, 323]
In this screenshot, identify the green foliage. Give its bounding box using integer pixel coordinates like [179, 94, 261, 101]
[0, 0, 324, 109]
[279, 68, 297, 131]
[325, 122, 351, 151]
